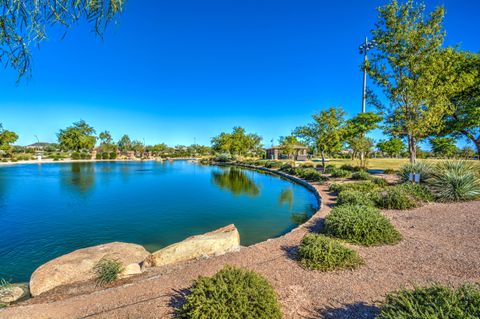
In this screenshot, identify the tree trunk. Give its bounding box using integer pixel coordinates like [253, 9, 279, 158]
[321, 150, 325, 172]
[408, 134, 416, 163]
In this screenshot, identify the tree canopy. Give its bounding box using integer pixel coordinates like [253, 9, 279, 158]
[294, 107, 346, 168]
[430, 137, 458, 158]
[0, 123, 19, 156]
[211, 127, 263, 157]
[1, 0, 125, 80]
[57, 120, 96, 151]
[367, 0, 476, 163]
[278, 135, 301, 160]
[377, 138, 405, 158]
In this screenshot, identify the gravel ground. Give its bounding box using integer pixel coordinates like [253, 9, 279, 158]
[2, 181, 479, 319]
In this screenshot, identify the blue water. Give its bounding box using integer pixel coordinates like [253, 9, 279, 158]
[0, 160, 318, 282]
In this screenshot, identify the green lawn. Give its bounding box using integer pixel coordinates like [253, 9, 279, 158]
[311, 158, 479, 171]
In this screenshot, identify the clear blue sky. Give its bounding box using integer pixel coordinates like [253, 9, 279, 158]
[1, 0, 478, 147]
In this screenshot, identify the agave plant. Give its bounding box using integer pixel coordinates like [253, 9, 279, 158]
[427, 161, 480, 201]
[398, 161, 435, 183]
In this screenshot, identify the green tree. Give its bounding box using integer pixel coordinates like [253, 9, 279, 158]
[57, 120, 96, 152]
[459, 146, 475, 160]
[430, 137, 458, 158]
[211, 127, 263, 157]
[278, 135, 300, 161]
[152, 143, 168, 156]
[0, 123, 19, 157]
[98, 131, 115, 152]
[343, 112, 383, 166]
[367, 0, 476, 163]
[294, 107, 346, 169]
[117, 134, 132, 152]
[1, 0, 124, 80]
[439, 52, 480, 159]
[377, 138, 405, 158]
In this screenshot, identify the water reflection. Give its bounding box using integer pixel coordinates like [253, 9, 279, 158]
[290, 212, 309, 225]
[211, 167, 260, 196]
[60, 163, 95, 193]
[279, 188, 293, 208]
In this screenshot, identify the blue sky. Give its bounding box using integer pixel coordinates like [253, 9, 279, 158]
[1, 0, 479, 147]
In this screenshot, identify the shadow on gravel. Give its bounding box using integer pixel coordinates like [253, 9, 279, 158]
[169, 288, 190, 315]
[313, 302, 380, 319]
[306, 216, 325, 233]
[281, 245, 299, 262]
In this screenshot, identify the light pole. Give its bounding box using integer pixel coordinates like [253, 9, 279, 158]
[359, 37, 376, 113]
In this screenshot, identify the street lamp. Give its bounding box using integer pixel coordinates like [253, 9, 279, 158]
[359, 37, 377, 113]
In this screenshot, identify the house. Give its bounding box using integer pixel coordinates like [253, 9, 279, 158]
[265, 145, 308, 161]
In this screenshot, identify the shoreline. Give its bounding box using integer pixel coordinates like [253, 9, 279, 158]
[0, 158, 199, 167]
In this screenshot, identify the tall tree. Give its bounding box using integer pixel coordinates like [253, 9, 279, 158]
[377, 138, 405, 158]
[367, 0, 476, 163]
[117, 135, 132, 152]
[57, 120, 96, 152]
[98, 131, 115, 152]
[0, 123, 19, 157]
[211, 127, 263, 157]
[430, 137, 458, 158]
[294, 107, 346, 169]
[439, 52, 480, 159]
[343, 112, 382, 165]
[1, 0, 124, 80]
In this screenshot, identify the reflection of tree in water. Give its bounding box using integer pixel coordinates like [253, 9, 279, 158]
[61, 163, 95, 193]
[279, 188, 293, 209]
[290, 212, 309, 225]
[212, 167, 260, 196]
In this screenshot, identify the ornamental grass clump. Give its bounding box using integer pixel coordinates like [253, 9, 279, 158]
[298, 234, 363, 271]
[351, 170, 371, 180]
[398, 161, 435, 183]
[377, 283, 480, 319]
[324, 204, 401, 246]
[427, 161, 480, 202]
[93, 258, 124, 286]
[178, 266, 282, 319]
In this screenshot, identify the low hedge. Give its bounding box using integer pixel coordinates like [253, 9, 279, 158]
[377, 283, 480, 319]
[324, 204, 402, 246]
[337, 190, 376, 207]
[178, 266, 282, 319]
[329, 181, 382, 194]
[375, 187, 416, 210]
[298, 234, 363, 271]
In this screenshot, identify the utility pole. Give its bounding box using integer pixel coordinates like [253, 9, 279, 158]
[359, 37, 376, 113]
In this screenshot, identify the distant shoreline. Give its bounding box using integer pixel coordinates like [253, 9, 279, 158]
[0, 158, 198, 167]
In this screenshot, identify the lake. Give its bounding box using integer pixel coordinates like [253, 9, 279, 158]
[0, 160, 318, 282]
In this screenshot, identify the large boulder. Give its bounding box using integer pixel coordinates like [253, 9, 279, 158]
[29, 242, 149, 296]
[145, 224, 240, 267]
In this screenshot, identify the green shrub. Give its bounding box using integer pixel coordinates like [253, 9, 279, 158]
[109, 152, 117, 159]
[371, 177, 388, 187]
[95, 153, 102, 160]
[297, 168, 327, 182]
[298, 234, 363, 271]
[375, 187, 416, 210]
[324, 164, 337, 174]
[178, 266, 282, 319]
[264, 161, 283, 169]
[377, 283, 480, 319]
[383, 168, 396, 174]
[337, 190, 376, 207]
[396, 182, 434, 202]
[300, 162, 315, 168]
[331, 168, 351, 178]
[329, 181, 382, 194]
[340, 164, 355, 171]
[351, 170, 371, 180]
[398, 161, 434, 183]
[93, 258, 124, 286]
[427, 161, 480, 202]
[80, 152, 90, 160]
[324, 204, 402, 246]
[214, 153, 233, 163]
[101, 152, 109, 160]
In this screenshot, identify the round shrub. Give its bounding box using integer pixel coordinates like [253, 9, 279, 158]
[351, 170, 371, 180]
[383, 168, 396, 174]
[264, 161, 282, 169]
[298, 234, 363, 271]
[101, 152, 109, 160]
[377, 283, 480, 319]
[427, 161, 480, 202]
[214, 153, 233, 163]
[337, 190, 376, 207]
[71, 152, 80, 160]
[340, 164, 355, 171]
[95, 153, 102, 160]
[398, 161, 434, 183]
[375, 187, 416, 210]
[371, 177, 388, 187]
[331, 168, 351, 178]
[298, 168, 327, 182]
[329, 181, 383, 194]
[109, 152, 117, 159]
[80, 152, 90, 160]
[324, 204, 402, 246]
[396, 182, 434, 202]
[324, 164, 337, 174]
[178, 266, 282, 319]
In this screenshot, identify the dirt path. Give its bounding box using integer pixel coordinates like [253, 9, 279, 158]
[2, 183, 480, 319]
